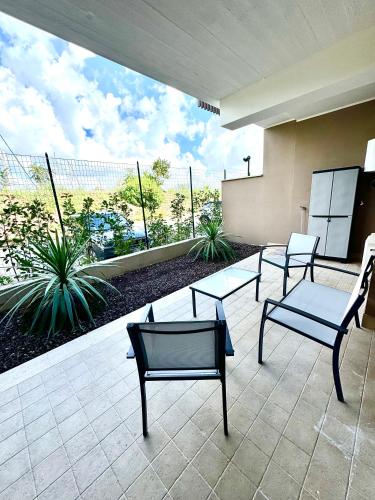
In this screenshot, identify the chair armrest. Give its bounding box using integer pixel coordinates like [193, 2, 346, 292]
[286, 252, 313, 257]
[312, 263, 359, 277]
[259, 244, 287, 249]
[265, 298, 347, 333]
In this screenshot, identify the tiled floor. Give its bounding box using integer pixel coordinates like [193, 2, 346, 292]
[0, 252, 374, 500]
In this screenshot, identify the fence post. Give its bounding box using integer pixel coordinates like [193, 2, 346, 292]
[137, 161, 149, 249]
[189, 166, 195, 238]
[45, 152, 65, 236]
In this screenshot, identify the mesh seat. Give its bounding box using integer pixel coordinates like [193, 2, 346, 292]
[268, 280, 351, 346]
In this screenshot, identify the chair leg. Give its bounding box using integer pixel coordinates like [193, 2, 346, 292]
[221, 378, 228, 436]
[332, 348, 344, 402]
[258, 256, 262, 282]
[140, 381, 148, 436]
[355, 311, 361, 328]
[283, 267, 288, 296]
[310, 263, 315, 282]
[303, 264, 308, 279]
[258, 313, 266, 364]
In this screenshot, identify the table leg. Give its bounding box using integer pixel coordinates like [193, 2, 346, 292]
[192, 289, 197, 317]
[256, 276, 260, 301]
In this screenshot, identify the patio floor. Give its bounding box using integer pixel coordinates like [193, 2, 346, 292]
[0, 252, 374, 500]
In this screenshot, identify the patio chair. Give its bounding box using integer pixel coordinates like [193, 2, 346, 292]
[258, 254, 375, 402]
[258, 233, 320, 296]
[127, 302, 229, 436]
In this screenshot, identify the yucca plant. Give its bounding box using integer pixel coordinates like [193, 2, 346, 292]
[189, 221, 235, 262]
[0, 232, 117, 336]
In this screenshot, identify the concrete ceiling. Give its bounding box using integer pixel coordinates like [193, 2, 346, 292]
[1, 0, 375, 129]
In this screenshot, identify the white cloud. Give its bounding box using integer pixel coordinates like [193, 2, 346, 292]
[0, 12, 263, 187]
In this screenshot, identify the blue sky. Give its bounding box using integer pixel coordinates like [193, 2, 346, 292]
[0, 12, 263, 179]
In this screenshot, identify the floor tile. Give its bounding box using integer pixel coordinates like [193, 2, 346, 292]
[273, 436, 310, 485]
[247, 417, 280, 457]
[81, 467, 123, 500]
[232, 437, 269, 486]
[72, 444, 109, 493]
[153, 440, 188, 489]
[101, 423, 134, 464]
[215, 463, 256, 500]
[65, 425, 99, 464]
[350, 459, 375, 499]
[91, 407, 122, 441]
[193, 440, 228, 488]
[0, 471, 35, 500]
[34, 446, 70, 495]
[170, 465, 211, 500]
[29, 427, 62, 467]
[37, 470, 79, 500]
[258, 461, 301, 500]
[112, 443, 149, 492]
[126, 465, 167, 500]
[174, 420, 207, 460]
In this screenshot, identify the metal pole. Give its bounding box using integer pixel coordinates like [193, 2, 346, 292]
[224, 169, 227, 180]
[137, 161, 149, 249]
[247, 157, 251, 177]
[45, 152, 65, 236]
[189, 166, 195, 238]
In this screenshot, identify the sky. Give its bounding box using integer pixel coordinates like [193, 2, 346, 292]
[0, 12, 264, 181]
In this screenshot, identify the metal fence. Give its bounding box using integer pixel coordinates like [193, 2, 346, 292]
[0, 151, 249, 275]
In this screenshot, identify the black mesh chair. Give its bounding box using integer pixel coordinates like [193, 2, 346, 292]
[258, 255, 374, 402]
[258, 233, 320, 296]
[127, 302, 229, 436]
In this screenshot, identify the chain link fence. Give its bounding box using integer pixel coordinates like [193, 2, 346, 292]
[0, 151, 251, 279]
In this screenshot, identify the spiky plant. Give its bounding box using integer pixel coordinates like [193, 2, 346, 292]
[189, 221, 235, 262]
[0, 232, 117, 336]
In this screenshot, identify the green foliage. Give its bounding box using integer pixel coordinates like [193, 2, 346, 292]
[0, 195, 55, 280]
[170, 192, 192, 241]
[148, 215, 172, 247]
[0, 232, 118, 336]
[152, 158, 170, 183]
[194, 187, 222, 223]
[0, 275, 12, 286]
[189, 221, 235, 262]
[120, 173, 163, 215]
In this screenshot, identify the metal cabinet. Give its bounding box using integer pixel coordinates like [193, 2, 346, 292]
[307, 167, 360, 259]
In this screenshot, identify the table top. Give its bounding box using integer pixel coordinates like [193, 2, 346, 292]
[190, 267, 260, 300]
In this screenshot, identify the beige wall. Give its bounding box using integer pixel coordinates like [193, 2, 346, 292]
[223, 99, 375, 259]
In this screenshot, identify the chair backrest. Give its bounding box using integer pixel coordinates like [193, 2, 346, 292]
[341, 254, 375, 328]
[127, 320, 226, 372]
[287, 233, 319, 263]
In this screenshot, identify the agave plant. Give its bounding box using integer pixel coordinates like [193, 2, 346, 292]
[189, 221, 235, 262]
[0, 232, 117, 336]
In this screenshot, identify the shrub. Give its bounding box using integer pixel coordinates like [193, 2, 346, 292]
[0, 232, 117, 336]
[189, 221, 235, 262]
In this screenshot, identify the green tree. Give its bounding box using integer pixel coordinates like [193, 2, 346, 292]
[152, 158, 170, 183]
[30, 164, 49, 185]
[119, 172, 163, 215]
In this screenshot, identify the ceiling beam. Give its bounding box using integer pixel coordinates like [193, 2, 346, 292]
[220, 25, 375, 129]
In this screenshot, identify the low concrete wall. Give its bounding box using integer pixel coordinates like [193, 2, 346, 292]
[0, 238, 199, 311]
[88, 238, 199, 279]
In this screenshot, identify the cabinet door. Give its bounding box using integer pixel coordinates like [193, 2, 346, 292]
[309, 171, 333, 216]
[307, 216, 328, 255]
[325, 217, 352, 258]
[330, 169, 359, 216]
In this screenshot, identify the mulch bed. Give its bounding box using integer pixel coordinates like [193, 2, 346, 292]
[0, 242, 259, 374]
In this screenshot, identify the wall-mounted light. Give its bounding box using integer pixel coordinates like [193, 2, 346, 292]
[364, 138, 375, 172]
